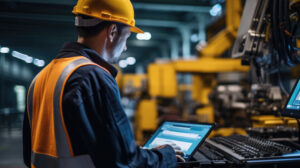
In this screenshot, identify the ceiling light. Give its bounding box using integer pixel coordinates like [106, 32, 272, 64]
[119, 60, 128, 68]
[12, 51, 33, 63]
[210, 3, 222, 16]
[136, 32, 152, 40]
[0, 47, 10, 54]
[33, 58, 45, 67]
[190, 34, 199, 43]
[126, 57, 136, 65]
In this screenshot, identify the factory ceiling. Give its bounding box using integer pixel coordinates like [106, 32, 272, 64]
[0, 0, 224, 73]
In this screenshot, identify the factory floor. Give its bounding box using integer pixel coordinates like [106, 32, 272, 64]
[0, 112, 26, 168]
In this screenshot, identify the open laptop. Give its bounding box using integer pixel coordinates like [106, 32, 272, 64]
[143, 121, 215, 160]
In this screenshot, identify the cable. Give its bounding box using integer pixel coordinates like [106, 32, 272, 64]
[277, 67, 289, 96]
[272, 0, 284, 66]
[283, 0, 295, 63]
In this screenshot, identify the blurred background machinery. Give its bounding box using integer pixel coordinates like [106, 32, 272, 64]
[2, 0, 300, 167]
[129, 0, 250, 144]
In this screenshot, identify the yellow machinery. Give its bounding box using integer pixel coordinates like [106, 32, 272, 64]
[133, 0, 300, 147]
[251, 115, 298, 128]
[135, 60, 248, 144]
[121, 74, 147, 97]
[134, 0, 250, 144]
[135, 99, 158, 144]
[148, 63, 177, 98]
[135, 0, 298, 142]
[197, 0, 242, 57]
[135, 63, 178, 144]
[172, 0, 246, 124]
[115, 63, 147, 97]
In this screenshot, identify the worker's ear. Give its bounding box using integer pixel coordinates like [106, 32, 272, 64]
[107, 24, 118, 43]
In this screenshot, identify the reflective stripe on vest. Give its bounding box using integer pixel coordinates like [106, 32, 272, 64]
[27, 56, 110, 168]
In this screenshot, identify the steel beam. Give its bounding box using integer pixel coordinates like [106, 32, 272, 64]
[1, 0, 75, 5]
[127, 40, 163, 48]
[3, 0, 211, 13]
[134, 3, 210, 13]
[136, 19, 194, 29]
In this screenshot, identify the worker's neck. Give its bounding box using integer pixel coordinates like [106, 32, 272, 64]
[77, 36, 106, 58]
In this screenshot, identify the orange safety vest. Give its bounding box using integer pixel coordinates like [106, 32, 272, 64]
[27, 56, 110, 168]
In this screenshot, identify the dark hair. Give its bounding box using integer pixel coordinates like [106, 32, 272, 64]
[76, 15, 128, 38]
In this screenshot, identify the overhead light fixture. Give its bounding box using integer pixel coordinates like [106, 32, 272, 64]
[0, 47, 10, 54]
[3, 46, 45, 67]
[33, 58, 45, 67]
[190, 34, 199, 43]
[12, 51, 33, 63]
[126, 57, 136, 65]
[136, 32, 152, 40]
[210, 3, 222, 16]
[119, 60, 128, 68]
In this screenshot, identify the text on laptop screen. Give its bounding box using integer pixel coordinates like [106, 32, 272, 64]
[286, 79, 300, 111]
[143, 122, 213, 158]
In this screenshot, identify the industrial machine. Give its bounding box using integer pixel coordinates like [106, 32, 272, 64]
[178, 0, 300, 167]
[133, 0, 249, 144]
[230, 0, 300, 128]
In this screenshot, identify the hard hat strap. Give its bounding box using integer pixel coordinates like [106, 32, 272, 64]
[75, 16, 103, 27]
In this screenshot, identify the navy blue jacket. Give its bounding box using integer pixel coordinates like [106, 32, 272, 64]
[23, 42, 177, 168]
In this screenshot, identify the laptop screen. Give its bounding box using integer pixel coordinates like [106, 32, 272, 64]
[283, 77, 300, 118]
[286, 80, 300, 110]
[143, 121, 214, 159]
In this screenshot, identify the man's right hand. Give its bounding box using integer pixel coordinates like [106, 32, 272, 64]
[168, 143, 185, 162]
[154, 144, 185, 162]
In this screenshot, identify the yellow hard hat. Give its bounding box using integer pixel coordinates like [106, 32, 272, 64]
[72, 0, 144, 34]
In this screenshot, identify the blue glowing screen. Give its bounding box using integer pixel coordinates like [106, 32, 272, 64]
[286, 79, 300, 110]
[143, 122, 213, 158]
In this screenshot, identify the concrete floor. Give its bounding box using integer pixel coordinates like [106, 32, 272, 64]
[0, 113, 26, 168]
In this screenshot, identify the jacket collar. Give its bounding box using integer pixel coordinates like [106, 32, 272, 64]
[56, 42, 118, 78]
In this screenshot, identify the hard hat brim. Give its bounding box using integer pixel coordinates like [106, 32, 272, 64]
[131, 26, 144, 34]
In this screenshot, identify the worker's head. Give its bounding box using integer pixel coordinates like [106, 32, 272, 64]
[72, 0, 143, 63]
[76, 15, 131, 63]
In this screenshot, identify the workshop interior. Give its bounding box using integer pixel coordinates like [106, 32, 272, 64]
[1, 0, 300, 167]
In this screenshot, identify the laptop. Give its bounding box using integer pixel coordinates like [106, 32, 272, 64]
[143, 121, 215, 160]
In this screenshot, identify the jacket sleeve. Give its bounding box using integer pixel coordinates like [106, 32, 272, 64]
[62, 67, 177, 168]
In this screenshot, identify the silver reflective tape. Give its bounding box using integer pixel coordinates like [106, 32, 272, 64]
[53, 58, 92, 157]
[75, 16, 103, 27]
[28, 74, 38, 128]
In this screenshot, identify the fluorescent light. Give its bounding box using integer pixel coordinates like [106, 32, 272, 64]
[119, 60, 127, 68]
[2, 46, 45, 67]
[136, 34, 143, 40]
[12, 51, 33, 63]
[33, 58, 45, 67]
[210, 3, 222, 16]
[136, 32, 152, 40]
[0, 47, 10, 54]
[144, 32, 151, 40]
[126, 57, 136, 65]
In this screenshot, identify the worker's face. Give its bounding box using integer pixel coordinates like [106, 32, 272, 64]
[106, 25, 131, 63]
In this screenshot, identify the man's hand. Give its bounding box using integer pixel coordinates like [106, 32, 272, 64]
[154, 144, 186, 162]
[168, 143, 185, 162]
